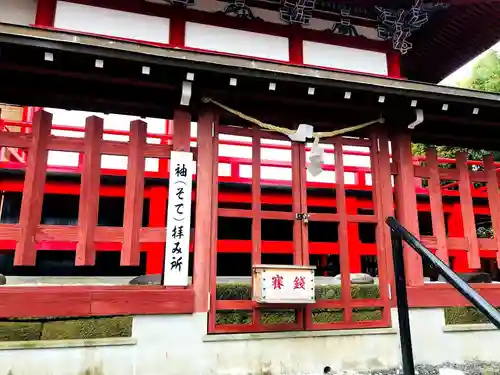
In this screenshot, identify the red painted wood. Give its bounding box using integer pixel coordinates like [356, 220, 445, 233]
[76, 116, 103, 266]
[288, 32, 304, 65]
[145, 186, 168, 274]
[193, 109, 214, 313]
[426, 148, 449, 265]
[169, 14, 186, 48]
[407, 283, 500, 308]
[208, 115, 220, 333]
[251, 127, 262, 329]
[294, 141, 308, 328]
[457, 152, 480, 269]
[90, 288, 194, 315]
[0, 286, 194, 318]
[15, 110, 52, 266]
[35, 0, 57, 27]
[484, 155, 500, 267]
[386, 51, 401, 79]
[334, 139, 353, 323]
[121, 120, 147, 266]
[375, 132, 395, 290]
[369, 131, 392, 326]
[447, 203, 470, 272]
[392, 133, 424, 285]
[172, 110, 191, 151]
[346, 197, 362, 273]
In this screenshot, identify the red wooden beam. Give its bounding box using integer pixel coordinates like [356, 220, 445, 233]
[193, 109, 214, 312]
[334, 138, 353, 323]
[121, 120, 147, 266]
[0, 286, 194, 318]
[484, 155, 500, 267]
[14, 110, 52, 266]
[370, 131, 393, 327]
[426, 148, 449, 265]
[457, 152, 480, 270]
[76, 116, 103, 266]
[172, 109, 192, 152]
[35, 0, 57, 27]
[145, 186, 168, 274]
[208, 115, 220, 333]
[251, 126, 262, 329]
[392, 133, 424, 286]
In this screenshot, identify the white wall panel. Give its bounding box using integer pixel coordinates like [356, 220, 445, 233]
[303, 41, 388, 76]
[54, 1, 170, 43]
[0, 0, 36, 26]
[185, 22, 289, 61]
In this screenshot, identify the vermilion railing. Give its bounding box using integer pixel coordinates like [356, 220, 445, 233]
[1, 118, 499, 195]
[0, 117, 498, 278]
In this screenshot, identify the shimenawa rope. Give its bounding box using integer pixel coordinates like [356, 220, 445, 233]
[201, 97, 385, 139]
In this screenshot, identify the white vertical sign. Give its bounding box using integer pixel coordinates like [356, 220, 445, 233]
[163, 151, 194, 286]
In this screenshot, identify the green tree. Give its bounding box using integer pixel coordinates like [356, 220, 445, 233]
[458, 50, 500, 93]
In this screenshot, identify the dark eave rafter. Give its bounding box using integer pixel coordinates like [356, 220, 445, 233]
[0, 23, 498, 106]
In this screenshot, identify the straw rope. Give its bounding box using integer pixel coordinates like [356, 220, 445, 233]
[202, 97, 385, 139]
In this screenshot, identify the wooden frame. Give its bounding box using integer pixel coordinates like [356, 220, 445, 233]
[208, 124, 393, 333]
[4, 110, 500, 321]
[0, 108, 198, 318]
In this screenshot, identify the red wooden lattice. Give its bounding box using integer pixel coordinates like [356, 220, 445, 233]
[208, 120, 393, 333]
[396, 134, 500, 285]
[0, 109, 190, 267]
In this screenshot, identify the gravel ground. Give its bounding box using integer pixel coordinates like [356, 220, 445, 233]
[325, 362, 500, 375]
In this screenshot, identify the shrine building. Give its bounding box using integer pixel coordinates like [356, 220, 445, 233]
[2, 1, 500, 374]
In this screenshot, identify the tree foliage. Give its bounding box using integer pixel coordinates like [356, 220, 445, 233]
[458, 50, 500, 93]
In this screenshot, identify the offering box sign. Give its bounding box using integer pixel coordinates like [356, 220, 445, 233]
[252, 265, 316, 304]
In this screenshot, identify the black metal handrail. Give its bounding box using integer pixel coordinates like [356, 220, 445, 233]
[386, 216, 500, 375]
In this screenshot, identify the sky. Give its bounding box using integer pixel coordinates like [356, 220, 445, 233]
[439, 41, 500, 87]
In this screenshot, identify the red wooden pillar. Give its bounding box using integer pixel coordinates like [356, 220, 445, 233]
[335, 139, 352, 322]
[145, 186, 168, 274]
[448, 203, 470, 273]
[457, 152, 481, 270]
[426, 148, 449, 264]
[172, 110, 191, 151]
[121, 120, 147, 266]
[392, 133, 424, 285]
[193, 109, 214, 312]
[14, 110, 52, 266]
[75, 116, 103, 266]
[387, 52, 401, 79]
[35, 0, 57, 27]
[484, 155, 500, 268]
[346, 197, 362, 273]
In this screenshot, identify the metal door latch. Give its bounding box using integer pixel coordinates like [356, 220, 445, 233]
[296, 213, 310, 224]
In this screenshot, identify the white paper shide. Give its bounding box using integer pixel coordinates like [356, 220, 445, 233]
[163, 151, 193, 286]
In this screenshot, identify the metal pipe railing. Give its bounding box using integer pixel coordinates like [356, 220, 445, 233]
[386, 216, 500, 375]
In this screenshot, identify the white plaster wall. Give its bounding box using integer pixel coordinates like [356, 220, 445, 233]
[0, 342, 136, 375]
[2, 308, 500, 375]
[185, 22, 290, 61]
[303, 41, 388, 76]
[147, 0, 382, 41]
[54, 1, 170, 43]
[0, 0, 36, 26]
